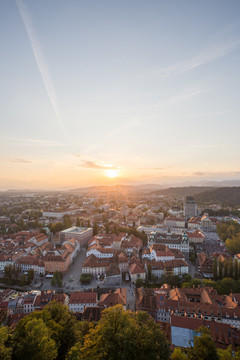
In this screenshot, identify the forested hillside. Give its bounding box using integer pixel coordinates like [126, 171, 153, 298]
[195, 187, 240, 207]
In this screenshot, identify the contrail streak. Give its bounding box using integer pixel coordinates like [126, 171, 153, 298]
[16, 0, 69, 142]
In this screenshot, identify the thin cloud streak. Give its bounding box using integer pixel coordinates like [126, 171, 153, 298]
[16, 0, 69, 142]
[156, 36, 240, 77]
[8, 158, 32, 164]
[78, 161, 119, 170]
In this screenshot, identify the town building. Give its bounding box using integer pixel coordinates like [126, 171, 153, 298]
[149, 232, 189, 253]
[59, 226, 93, 246]
[183, 196, 197, 219]
[68, 291, 97, 313]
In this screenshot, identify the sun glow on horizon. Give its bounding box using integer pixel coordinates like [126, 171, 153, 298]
[106, 169, 118, 178]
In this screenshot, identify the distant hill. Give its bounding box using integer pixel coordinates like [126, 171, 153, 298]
[151, 186, 215, 198]
[69, 183, 164, 194]
[69, 185, 135, 194]
[194, 187, 240, 207]
[151, 186, 240, 207]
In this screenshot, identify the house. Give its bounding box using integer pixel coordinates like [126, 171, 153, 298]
[149, 232, 189, 253]
[147, 244, 175, 262]
[197, 252, 213, 275]
[16, 256, 45, 275]
[23, 291, 41, 314]
[68, 291, 97, 313]
[33, 291, 68, 311]
[129, 262, 146, 283]
[42, 248, 71, 274]
[82, 255, 110, 276]
[99, 288, 127, 309]
[86, 245, 114, 259]
[121, 235, 143, 255]
[201, 213, 219, 231]
[0, 254, 13, 271]
[164, 216, 185, 229]
[135, 288, 157, 319]
[117, 252, 128, 273]
[187, 230, 205, 244]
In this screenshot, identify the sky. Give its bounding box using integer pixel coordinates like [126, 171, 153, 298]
[1, 0, 240, 190]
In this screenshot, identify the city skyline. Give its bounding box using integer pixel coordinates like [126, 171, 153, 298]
[1, 0, 240, 189]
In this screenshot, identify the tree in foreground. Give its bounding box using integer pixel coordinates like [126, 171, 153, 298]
[12, 318, 57, 360]
[170, 347, 188, 360]
[187, 327, 219, 360]
[68, 305, 170, 360]
[218, 345, 240, 360]
[0, 325, 12, 360]
[12, 302, 78, 360]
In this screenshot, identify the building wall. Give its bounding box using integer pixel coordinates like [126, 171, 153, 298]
[69, 302, 97, 313]
[184, 203, 197, 219]
[130, 272, 146, 283]
[171, 326, 198, 348]
[82, 266, 106, 276]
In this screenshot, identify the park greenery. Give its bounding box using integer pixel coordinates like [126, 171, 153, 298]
[217, 221, 240, 255]
[2, 265, 34, 287]
[51, 271, 63, 287]
[80, 273, 92, 284]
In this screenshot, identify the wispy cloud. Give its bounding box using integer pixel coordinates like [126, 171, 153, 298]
[156, 33, 240, 77]
[140, 167, 171, 171]
[78, 161, 119, 170]
[16, 0, 69, 142]
[8, 158, 32, 164]
[73, 153, 82, 158]
[193, 171, 207, 176]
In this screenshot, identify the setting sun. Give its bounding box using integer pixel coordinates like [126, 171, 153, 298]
[106, 169, 118, 178]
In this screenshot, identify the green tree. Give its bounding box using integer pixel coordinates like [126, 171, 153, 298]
[218, 345, 234, 360]
[76, 217, 80, 227]
[181, 273, 192, 283]
[63, 215, 72, 229]
[4, 265, 13, 284]
[93, 222, 98, 236]
[0, 326, 12, 360]
[234, 259, 239, 280]
[20, 274, 27, 287]
[78, 305, 170, 360]
[217, 277, 239, 295]
[13, 318, 57, 360]
[229, 259, 233, 278]
[219, 260, 223, 280]
[224, 260, 229, 278]
[147, 264, 152, 280]
[105, 221, 109, 234]
[188, 327, 219, 360]
[170, 347, 187, 360]
[13, 302, 78, 360]
[80, 274, 92, 284]
[51, 271, 62, 287]
[136, 278, 144, 288]
[27, 269, 34, 284]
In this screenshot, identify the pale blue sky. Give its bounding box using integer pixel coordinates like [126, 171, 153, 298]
[1, 0, 240, 189]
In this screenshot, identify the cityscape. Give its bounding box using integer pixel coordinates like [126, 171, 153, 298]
[1, 187, 240, 358]
[1, 0, 240, 359]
